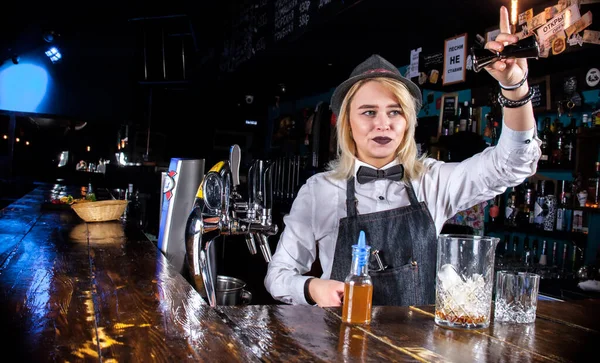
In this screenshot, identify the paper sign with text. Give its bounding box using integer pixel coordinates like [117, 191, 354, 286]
[519, 9, 534, 25]
[409, 47, 422, 78]
[443, 33, 467, 86]
[583, 29, 600, 44]
[537, 4, 581, 51]
[565, 11, 593, 37]
[528, 12, 547, 31]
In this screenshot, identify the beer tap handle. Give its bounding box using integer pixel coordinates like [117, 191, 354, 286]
[245, 233, 258, 255]
[229, 144, 241, 197]
[247, 163, 255, 207]
[258, 233, 273, 262]
[263, 162, 273, 212]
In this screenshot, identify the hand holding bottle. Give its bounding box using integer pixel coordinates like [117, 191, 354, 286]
[483, 6, 529, 89]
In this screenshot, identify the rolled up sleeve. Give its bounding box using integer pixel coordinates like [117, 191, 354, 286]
[264, 180, 318, 305]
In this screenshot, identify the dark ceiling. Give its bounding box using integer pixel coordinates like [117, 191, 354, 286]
[0, 0, 581, 113]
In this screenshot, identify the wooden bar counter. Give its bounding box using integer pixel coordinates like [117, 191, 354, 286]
[0, 184, 597, 362]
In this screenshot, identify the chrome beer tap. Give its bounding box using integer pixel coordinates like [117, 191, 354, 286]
[185, 145, 278, 307]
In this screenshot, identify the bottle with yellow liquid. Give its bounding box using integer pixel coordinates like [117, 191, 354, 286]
[342, 230, 373, 325]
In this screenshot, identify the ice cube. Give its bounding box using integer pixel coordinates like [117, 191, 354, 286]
[438, 263, 464, 291]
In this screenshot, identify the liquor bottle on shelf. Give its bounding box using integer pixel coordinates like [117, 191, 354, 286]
[550, 241, 558, 267]
[539, 240, 548, 266]
[552, 121, 565, 165]
[539, 117, 552, 166]
[470, 98, 478, 133]
[565, 118, 577, 167]
[505, 192, 518, 227]
[512, 236, 520, 264]
[571, 245, 578, 272]
[495, 234, 510, 269]
[519, 183, 535, 227]
[556, 180, 572, 232]
[532, 238, 539, 265]
[587, 161, 600, 208]
[458, 101, 470, 132]
[560, 244, 568, 271]
[489, 195, 500, 225]
[448, 115, 455, 136]
[523, 236, 532, 267]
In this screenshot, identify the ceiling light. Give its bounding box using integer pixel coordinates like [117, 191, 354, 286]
[45, 47, 62, 63]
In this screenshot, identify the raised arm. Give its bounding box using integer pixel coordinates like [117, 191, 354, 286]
[484, 6, 536, 132]
[419, 6, 541, 233]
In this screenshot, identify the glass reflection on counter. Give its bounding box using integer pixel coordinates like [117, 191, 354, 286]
[338, 324, 369, 361]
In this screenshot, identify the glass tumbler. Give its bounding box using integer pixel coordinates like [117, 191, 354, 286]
[435, 234, 500, 329]
[494, 271, 540, 324]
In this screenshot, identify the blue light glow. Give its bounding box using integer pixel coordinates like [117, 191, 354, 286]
[0, 63, 49, 112]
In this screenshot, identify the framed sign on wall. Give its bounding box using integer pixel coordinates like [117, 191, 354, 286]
[443, 33, 468, 86]
[437, 92, 459, 138]
[529, 76, 551, 112]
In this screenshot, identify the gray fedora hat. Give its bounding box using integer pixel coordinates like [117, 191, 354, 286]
[330, 54, 423, 116]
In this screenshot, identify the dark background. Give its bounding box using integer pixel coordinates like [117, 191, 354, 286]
[4, 0, 597, 171]
[1, 0, 599, 304]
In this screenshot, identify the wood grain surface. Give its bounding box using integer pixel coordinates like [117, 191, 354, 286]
[0, 184, 597, 362]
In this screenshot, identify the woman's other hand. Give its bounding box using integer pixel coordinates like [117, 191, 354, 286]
[308, 278, 345, 307]
[483, 6, 528, 87]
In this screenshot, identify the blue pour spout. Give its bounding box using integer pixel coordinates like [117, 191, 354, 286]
[353, 230, 370, 269]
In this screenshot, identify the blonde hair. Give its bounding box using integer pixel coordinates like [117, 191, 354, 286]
[327, 77, 426, 181]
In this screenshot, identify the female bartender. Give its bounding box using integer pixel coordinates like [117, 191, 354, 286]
[265, 7, 541, 307]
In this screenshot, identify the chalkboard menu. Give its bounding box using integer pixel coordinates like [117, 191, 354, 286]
[220, 0, 360, 72]
[529, 76, 551, 112]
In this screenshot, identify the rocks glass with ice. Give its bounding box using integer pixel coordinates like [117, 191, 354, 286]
[435, 234, 500, 330]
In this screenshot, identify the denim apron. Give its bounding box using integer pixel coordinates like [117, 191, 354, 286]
[329, 177, 437, 306]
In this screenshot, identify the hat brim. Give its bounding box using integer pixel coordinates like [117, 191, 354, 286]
[330, 73, 423, 117]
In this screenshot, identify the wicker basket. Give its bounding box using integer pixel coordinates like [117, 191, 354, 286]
[71, 200, 129, 222]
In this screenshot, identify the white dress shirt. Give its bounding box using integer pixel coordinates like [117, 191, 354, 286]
[265, 121, 541, 305]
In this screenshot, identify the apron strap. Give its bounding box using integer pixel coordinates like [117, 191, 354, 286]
[346, 177, 358, 217]
[405, 181, 420, 206]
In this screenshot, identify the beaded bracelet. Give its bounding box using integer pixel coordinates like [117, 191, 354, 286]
[497, 86, 536, 108]
[498, 69, 528, 90]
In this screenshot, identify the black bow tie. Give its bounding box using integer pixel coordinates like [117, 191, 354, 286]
[356, 164, 404, 184]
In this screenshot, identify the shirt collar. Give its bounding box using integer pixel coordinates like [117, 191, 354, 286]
[353, 158, 399, 177]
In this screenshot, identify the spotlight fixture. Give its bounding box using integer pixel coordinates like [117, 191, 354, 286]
[45, 47, 62, 63]
[11, 55, 19, 64]
[43, 30, 56, 43]
[278, 83, 286, 94]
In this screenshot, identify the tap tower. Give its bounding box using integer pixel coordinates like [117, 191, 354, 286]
[185, 145, 278, 307]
